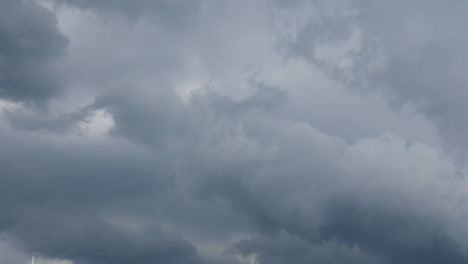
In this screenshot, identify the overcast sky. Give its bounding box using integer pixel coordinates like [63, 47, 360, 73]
[2, 0, 468, 263]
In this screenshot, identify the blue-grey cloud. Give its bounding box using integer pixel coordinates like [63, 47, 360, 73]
[0, 0, 67, 103]
[2, 1, 468, 264]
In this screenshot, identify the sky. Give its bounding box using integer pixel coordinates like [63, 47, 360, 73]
[1, 0, 468, 263]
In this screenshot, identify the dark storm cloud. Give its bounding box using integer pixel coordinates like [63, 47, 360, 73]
[1, 115, 142, 230]
[0, 0, 67, 103]
[11, 218, 205, 264]
[0, 126, 229, 264]
[319, 196, 467, 264]
[128, 83, 464, 264]
[2, 1, 468, 264]
[175, 89, 468, 263]
[0, 129, 160, 230]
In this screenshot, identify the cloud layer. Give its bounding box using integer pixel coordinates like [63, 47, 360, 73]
[1, 0, 468, 263]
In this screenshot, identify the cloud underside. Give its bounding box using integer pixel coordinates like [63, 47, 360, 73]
[1, 0, 468, 264]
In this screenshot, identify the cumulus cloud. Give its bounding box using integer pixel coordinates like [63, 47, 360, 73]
[1, 1, 468, 264]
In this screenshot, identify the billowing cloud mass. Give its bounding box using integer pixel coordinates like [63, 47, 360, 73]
[0, 0, 67, 103]
[1, 0, 468, 263]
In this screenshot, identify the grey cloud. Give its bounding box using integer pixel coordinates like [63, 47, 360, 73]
[0, 103, 243, 263]
[3, 1, 468, 264]
[200, 81, 287, 120]
[235, 232, 379, 264]
[0, 126, 223, 264]
[0, 239, 29, 264]
[91, 86, 197, 150]
[3, 106, 89, 133]
[275, 0, 468, 155]
[0, 0, 67, 103]
[182, 95, 468, 263]
[319, 195, 467, 264]
[0, 130, 161, 226]
[11, 218, 205, 264]
[82, 77, 468, 264]
[53, 0, 201, 29]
